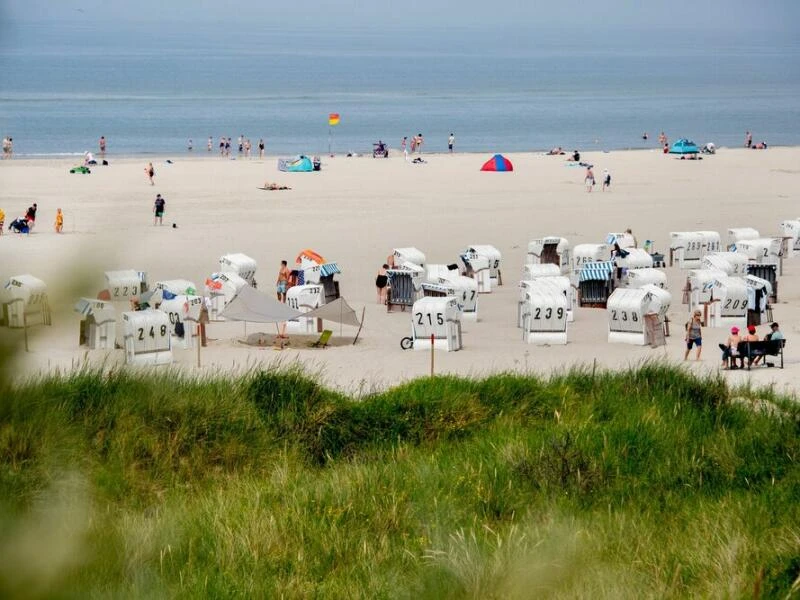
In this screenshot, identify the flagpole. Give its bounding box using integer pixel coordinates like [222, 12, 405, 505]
[328, 126, 332, 157]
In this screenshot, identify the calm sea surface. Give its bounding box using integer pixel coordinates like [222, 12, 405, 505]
[2, 22, 799, 156]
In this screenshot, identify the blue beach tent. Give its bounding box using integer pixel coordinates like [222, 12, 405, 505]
[669, 139, 699, 155]
[278, 155, 314, 172]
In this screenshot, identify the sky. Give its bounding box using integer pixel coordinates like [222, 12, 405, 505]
[2, 0, 799, 33]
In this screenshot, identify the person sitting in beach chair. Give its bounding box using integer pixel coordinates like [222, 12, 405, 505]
[373, 141, 389, 158]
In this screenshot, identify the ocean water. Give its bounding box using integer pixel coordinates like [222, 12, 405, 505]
[2, 22, 799, 156]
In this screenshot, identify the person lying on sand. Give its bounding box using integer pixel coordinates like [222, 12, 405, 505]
[260, 182, 291, 190]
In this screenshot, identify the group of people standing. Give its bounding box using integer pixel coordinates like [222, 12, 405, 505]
[211, 135, 265, 158]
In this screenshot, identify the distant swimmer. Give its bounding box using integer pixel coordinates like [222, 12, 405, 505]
[187, 138, 193, 151]
[745, 131, 752, 148]
[99, 135, 106, 155]
[207, 136, 213, 152]
[642, 132, 648, 141]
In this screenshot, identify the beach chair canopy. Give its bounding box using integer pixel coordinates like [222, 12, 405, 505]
[480, 154, 513, 172]
[669, 139, 699, 155]
[278, 155, 314, 172]
[221, 285, 361, 327]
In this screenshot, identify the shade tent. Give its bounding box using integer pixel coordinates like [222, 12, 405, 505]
[480, 154, 513, 172]
[221, 284, 362, 328]
[278, 155, 314, 172]
[669, 139, 699, 155]
[221, 285, 300, 322]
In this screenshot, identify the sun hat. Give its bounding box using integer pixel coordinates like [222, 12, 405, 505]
[747, 325, 756, 333]
[731, 326, 739, 333]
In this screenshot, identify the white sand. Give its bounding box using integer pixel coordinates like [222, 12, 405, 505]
[1, 148, 799, 394]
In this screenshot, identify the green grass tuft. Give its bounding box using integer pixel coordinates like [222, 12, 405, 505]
[1, 364, 799, 598]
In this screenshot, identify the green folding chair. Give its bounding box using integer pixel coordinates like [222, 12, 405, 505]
[309, 329, 332, 348]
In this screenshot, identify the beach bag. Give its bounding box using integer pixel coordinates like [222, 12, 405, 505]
[175, 321, 185, 338]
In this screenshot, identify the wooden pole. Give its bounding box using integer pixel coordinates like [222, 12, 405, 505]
[23, 311, 29, 352]
[430, 334, 435, 377]
[196, 325, 201, 368]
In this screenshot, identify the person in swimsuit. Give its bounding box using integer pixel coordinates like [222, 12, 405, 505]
[54, 208, 64, 233]
[145, 162, 155, 185]
[585, 166, 595, 192]
[276, 260, 290, 302]
[258, 138, 264, 158]
[375, 263, 389, 304]
[602, 169, 611, 191]
[684, 310, 703, 360]
[99, 135, 106, 155]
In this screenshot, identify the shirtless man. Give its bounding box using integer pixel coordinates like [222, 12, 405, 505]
[276, 260, 290, 302]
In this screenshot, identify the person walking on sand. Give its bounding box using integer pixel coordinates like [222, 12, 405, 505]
[745, 131, 752, 148]
[684, 310, 703, 361]
[602, 169, 611, 191]
[276, 260, 290, 302]
[153, 193, 165, 225]
[258, 138, 264, 159]
[145, 162, 155, 185]
[375, 263, 389, 304]
[54, 208, 64, 233]
[448, 133, 454, 153]
[585, 166, 595, 192]
[99, 135, 106, 156]
[416, 133, 424, 154]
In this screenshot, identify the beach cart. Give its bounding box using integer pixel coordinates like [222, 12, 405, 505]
[744, 275, 773, 326]
[701, 252, 749, 277]
[387, 263, 424, 312]
[122, 309, 172, 366]
[408, 296, 462, 352]
[2, 274, 51, 329]
[518, 277, 575, 327]
[727, 228, 760, 251]
[623, 268, 668, 290]
[607, 285, 671, 346]
[669, 231, 721, 268]
[520, 287, 568, 345]
[74, 298, 116, 350]
[707, 276, 748, 329]
[285, 284, 325, 334]
[578, 261, 615, 308]
[205, 272, 248, 321]
[220, 253, 258, 286]
[780, 219, 800, 257]
[157, 294, 204, 349]
[461, 245, 502, 292]
[526, 237, 571, 275]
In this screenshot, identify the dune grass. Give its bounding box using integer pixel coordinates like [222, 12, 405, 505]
[0, 359, 799, 598]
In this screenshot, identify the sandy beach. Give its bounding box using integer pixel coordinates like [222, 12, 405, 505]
[1, 147, 799, 393]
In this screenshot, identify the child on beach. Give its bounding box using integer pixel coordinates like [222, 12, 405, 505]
[375, 264, 389, 304]
[54, 208, 63, 233]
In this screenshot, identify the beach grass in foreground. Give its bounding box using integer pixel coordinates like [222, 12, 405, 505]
[1, 356, 799, 598]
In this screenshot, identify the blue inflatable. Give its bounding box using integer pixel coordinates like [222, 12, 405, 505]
[278, 155, 314, 172]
